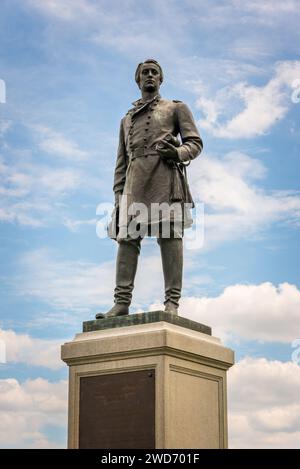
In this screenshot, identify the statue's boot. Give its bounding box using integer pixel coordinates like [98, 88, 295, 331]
[164, 300, 179, 315]
[157, 236, 183, 316]
[95, 238, 141, 319]
[95, 303, 129, 319]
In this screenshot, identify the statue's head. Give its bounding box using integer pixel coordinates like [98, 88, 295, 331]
[135, 59, 163, 93]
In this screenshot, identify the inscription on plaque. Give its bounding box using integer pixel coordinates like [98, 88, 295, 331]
[79, 369, 155, 449]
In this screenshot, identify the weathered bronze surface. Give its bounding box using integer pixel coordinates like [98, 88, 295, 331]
[79, 370, 155, 449]
[97, 59, 203, 320]
[85, 311, 211, 335]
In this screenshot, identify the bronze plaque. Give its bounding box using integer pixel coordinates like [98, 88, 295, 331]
[79, 369, 155, 449]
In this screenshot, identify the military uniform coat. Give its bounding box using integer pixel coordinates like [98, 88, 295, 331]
[111, 94, 203, 239]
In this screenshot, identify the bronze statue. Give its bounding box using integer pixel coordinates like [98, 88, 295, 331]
[96, 59, 203, 319]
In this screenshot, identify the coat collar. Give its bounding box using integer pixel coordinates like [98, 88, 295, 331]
[128, 94, 161, 118]
[131, 93, 161, 107]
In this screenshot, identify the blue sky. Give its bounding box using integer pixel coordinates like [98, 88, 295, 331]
[0, 0, 300, 448]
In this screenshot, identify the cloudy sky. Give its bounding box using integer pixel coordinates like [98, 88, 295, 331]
[0, 0, 300, 448]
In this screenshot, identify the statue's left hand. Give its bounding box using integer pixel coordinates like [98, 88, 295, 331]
[157, 140, 180, 161]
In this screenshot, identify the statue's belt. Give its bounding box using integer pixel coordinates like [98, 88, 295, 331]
[129, 148, 188, 166]
[128, 147, 188, 173]
[129, 148, 158, 161]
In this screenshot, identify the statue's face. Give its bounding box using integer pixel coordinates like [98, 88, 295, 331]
[139, 63, 161, 93]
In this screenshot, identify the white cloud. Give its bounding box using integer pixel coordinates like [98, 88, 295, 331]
[197, 61, 300, 138]
[27, 0, 97, 21]
[228, 358, 300, 448]
[63, 217, 97, 232]
[0, 120, 11, 136]
[234, 0, 298, 15]
[33, 125, 88, 161]
[92, 32, 159, 56]
[0, 153, 86, 227]
[188, 152, 300, 246]
[0, 377, 67, 448]
[29, 0, 192, 61]
[179, 282, 300, 343]
[0, 118, 109, 228]
[0, 328, 63, 370]
[184, 0, 300, 29]
[17, 248, 115, 315]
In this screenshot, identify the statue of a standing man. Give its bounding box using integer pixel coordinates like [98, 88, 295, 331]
[96, 59, 203, 319]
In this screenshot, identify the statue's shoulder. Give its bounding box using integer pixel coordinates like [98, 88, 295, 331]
[121, 108, 135, 123]
[160, 98, 183, 105]
[165, 99, 187, 109]
[125, 108, 134, 116]
[125, 98, 142, 116]
[171, 100, 191, 113]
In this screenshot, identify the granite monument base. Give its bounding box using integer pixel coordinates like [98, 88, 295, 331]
[61, 311, 234, 449]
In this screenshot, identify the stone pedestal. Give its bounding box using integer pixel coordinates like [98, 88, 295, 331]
[61, 311, 234, 449]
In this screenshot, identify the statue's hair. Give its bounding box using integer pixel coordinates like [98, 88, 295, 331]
[135, 59, 164, 86]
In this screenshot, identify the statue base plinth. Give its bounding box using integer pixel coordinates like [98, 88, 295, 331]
[61, 312, 234, 449]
